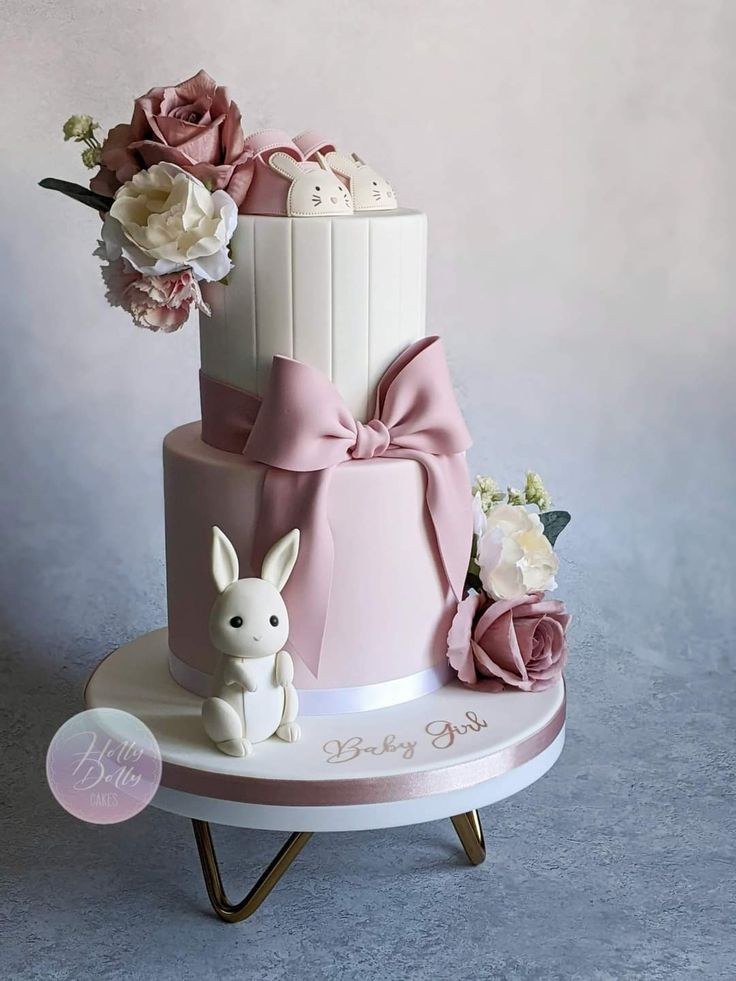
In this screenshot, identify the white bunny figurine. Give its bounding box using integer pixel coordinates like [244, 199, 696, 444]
[324, 151, 397, 211]
[202, 526, 301, 758]
[268, 151, 353, 217]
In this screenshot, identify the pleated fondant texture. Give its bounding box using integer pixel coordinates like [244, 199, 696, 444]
[199, 209, 427, 420]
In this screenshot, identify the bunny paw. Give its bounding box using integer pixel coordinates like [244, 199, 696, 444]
[217, 738, 253, 758]
[276, 723, 301, 743]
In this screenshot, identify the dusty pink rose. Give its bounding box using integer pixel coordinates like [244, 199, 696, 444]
[447, 591, 570, 692]
[100, 257, 210, 332]
[90, 70, 253, 207]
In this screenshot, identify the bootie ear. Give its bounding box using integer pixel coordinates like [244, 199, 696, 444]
[267, 151, 305, 182]
[324, 151, 360, 178]
[211, 526, 239, 593]
[261, 529, 300, 593]
[315, 151, 340, 175]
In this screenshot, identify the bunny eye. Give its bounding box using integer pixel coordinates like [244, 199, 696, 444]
[315, 185, 321, 191]
[229, 616, 243, 628]
[269, 615, 280, 627]
[372, 180, 378, 186]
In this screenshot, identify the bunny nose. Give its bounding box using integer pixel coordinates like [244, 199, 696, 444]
[252, 635, 262, 642]
[330, 195, 338, 204]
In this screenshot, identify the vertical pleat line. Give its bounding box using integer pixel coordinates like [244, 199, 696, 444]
[398, 217, 404, 338]
[252, 218, 258, 392]
[366, 220, 372, 421]
[422, 217, 428, 336]
[329, 219, 334, 382]
[289, 219, 295, 360]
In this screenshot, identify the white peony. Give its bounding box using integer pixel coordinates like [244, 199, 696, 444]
[477, 504, 559, 601]
[101, 162, 237, 282]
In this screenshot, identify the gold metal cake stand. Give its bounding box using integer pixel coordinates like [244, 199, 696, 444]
[84, 630, 564, 924]
[191, 809, 485, 923]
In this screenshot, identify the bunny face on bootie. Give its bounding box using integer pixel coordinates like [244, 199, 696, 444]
[324, 152, 398, 211]
[268, 151, 353, 217]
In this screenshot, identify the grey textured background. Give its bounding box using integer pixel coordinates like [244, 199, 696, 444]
[1, 1, 734, 978]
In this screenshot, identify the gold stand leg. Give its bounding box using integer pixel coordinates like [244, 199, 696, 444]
[192, 810, 485, 922]
[192, 820, 313, 923]
[450, 809, 486, 865]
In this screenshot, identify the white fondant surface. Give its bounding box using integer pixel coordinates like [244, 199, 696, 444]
[84, 630, 565, 813]
[164, 423, 456, 696]
[199, 210, 427, 421]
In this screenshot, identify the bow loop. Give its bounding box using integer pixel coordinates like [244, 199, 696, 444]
[200, 336, 473, 677]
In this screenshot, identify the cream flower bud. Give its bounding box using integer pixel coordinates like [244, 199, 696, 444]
[524, 471, 553, 512]
[81, 145, 102, 169]
[63, 114, 99, 142]
[473, 474, 505, 513]
[507, 486, 525, 506]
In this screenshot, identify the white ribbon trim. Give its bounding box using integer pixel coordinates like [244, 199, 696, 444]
[168, 650, 453, 717]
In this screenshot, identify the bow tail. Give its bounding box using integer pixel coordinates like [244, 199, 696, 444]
[251, 467, 336, 678]
[396, 450, 474, 602]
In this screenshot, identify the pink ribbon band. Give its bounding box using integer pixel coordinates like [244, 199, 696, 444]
[200, 336, 473, 678]
[158, 694, 566, 807]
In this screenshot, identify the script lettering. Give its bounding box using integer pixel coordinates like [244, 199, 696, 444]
[425, 711, 488, 750]
[323, 733, 417, 764]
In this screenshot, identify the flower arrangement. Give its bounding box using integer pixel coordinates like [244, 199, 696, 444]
[448, 471, 572, 693]
[39, 71, 249, 332]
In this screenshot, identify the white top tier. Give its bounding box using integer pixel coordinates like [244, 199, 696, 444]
[199, 209, 427, 421]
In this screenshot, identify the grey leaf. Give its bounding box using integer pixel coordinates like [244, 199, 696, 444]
[540, 510, 571, 547]
[39, 178, 114, 213]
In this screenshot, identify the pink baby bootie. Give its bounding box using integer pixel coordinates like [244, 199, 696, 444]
[294, 130, 398, 212]
[240, 129, 353, 217]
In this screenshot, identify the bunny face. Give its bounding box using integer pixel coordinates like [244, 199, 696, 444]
[324, 152, 397, 211]
[268, 151, 353, 217]
[209, 526, 300, 659]
[210, 578, 289, 659]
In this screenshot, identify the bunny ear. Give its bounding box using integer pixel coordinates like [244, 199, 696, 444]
[268, 151, 303, 181]
[323, 151, 357, 177]
[261, 529, 300, 593]
[211, 526, 239, 594]
[315, 152, 329, 172]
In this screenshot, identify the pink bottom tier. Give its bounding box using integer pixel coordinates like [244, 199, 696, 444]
[164, 423, 456, 712]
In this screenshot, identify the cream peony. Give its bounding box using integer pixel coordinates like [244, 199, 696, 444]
[477, 504, 558, 601]
[101, 162, 237, 281]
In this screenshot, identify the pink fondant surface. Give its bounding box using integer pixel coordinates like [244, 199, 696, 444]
[164, 423, 455, 692]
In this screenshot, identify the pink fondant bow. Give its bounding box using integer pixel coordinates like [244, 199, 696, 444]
[200, 336, 473, 677]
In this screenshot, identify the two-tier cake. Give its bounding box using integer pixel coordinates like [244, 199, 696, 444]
[45, 70, 571, 756]
[164, 200, 472, 714]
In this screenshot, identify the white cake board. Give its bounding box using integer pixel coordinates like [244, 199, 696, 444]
[84, 630, 565, 922]
[84, 629, 565, 833]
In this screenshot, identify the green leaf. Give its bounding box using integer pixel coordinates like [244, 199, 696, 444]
[39, 178, 114, 213]
[540, 510, 571, 547]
